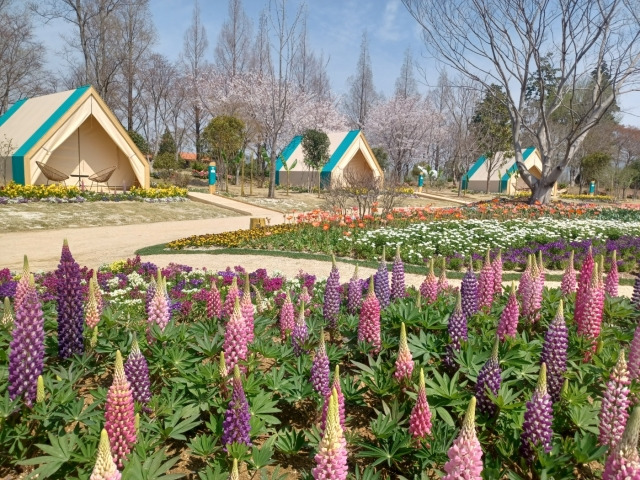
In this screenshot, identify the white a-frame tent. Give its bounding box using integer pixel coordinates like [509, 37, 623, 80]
[0, 85, 150, 188]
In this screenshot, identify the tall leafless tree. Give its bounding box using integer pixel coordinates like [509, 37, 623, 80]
[403, 0, 640, 203]
[215, 0, 253, 78]
[343, 31, 379, 130]
[395, 49, 418, 99]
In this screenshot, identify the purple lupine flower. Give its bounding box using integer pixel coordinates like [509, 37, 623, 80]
[321, 365, 346, 430]
[311, 330, 331, 397]
[373, 246, 390, 309]
[603, 405, 640, 480]
[478, 249, 495, 311]
[437, 257, 449, 294]
[629, 325, 640, 381]
[90, 429, 121, 480]
[575, 246, 595, 330]
[497, 282, 519, 340]
[222, 276, 240, 320]
[445, 290, 467, 369]
[632, 274, 640, 310]
[56, 239, 84, 359]
[420, 258, 438, 304]
[105, 351, 136, 469]
[540, 301, 568, 402]
[223, 297, 248, 372]
[561, 250, 577, 296]
[347, 265, 362, 314]
[312, 388, 348, 480]
[476, 337, 501, 416]
[2, 296, 13, 327]
[520, 363, 553, 462]
[279, 292, 295, 340]
[518, 255, 535, 321]
[323, 256, 341, 331]
[492, 250, 503, 298]
[358, 277, 381, 354]
[599, 350, 631, 448]
[292, 301, 309, 357]
[605, 250, 619, 297]
[222, 365, 252, 450]
[14, 255, 30, 309]
[124, 335, 152, 411]
[394, 322, 414, 382]
[443, 397, 483, 480]
[8, 278, 45, 407]
[240, 274, 255, 344]
[207, 279, 221, 319]
[409, 368, 432, 441]
[579, 263, 605, 359]
[461, 260, 479, 319]
[390, 246, 406, 300]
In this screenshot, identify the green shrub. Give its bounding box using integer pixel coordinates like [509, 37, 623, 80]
[153, 152, 181, 171]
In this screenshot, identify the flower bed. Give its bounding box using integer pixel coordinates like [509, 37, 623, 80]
[0, 246, 638, 479]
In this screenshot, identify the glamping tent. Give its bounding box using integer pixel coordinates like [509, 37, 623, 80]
[0, 85, 150, 189]
[276, 130, 384, 188]
[461, 147, 556, 195]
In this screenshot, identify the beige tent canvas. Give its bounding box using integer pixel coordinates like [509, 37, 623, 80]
[0, 85, 150, 189]
[275, 130, 384, 188]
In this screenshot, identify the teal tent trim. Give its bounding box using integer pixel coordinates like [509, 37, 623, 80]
[320, 130, 359, 188]
[461, 155, 486, 190]
[12, 85, 90, 185]
[499, 147, 536, 192]
[0, 98, 27, 129]
[276, 135, 302, 186]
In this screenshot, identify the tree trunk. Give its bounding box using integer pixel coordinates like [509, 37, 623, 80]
[268, 148, 276, 198]
[529, 182, 553, 204]
[485, 176, 490, 194]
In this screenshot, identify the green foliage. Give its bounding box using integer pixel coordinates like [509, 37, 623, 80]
[153, 152, 181, 171]
[203, 116, 245, 162]
[580, 152, 611, 183]
[158, 130, 177, 155]
[472, 84, 512, 158]
[301, 129, 330, 171]
[128, 130, 150, 155]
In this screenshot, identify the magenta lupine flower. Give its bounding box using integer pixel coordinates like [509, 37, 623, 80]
[603, 405, 640, 480]
[561, 251, 577, 296]
[492, 250, 503, 298]
[520, 363, 553, 462]
[518, 255, 534, 319]
[105, 351, 136, 469]
[223, 297, 248, 372]
[476, 337, 501, 416]
[148, 275, 170, 332]
[292, 301, 309, 357]
[394, 322, 414, 382]
[14, 255, 30, 309]
[56, 239, 85, 359]
[358, 277, 381, 354]
[438, 257, 449, 294]
[279, 292, 295, 340]
[409, 369, 432, 441]
[420, 258, 438, 304]
[575, 247, 595, 330]
[90, 429, 121, 480]
[445, 290, 467, 369]
[85, 276, 101, 329]
[222, 365, 252, 450]
[323, 256, 341, 331]
[443, 397, 483, 480]
[240, 274, 254, 344]
[579, 263, 605, 358]
[311, 330, 331, 397]
[374, 246, 390, 309]
[207, 279, 221, 319]
[390, 246, 406, 300]
[478, 249, 495, 310]
[2, 296, 13, 326]
[347, 265, 362, 314]
[537, 250, 546, 286]
[124, 335, 152, 411]
[461, 260, 479, 319]
[222, 277, 240, 320]
[313, 388, 348, 480]
[321, 365, 346, 431]
[540, 301, 568, 402]
[629, 325, 640, 381]
[605, 250, 619, 297]
[8, 278, 45, 407]
[497, 282, 519, 340]
[599, 350, 631, 448]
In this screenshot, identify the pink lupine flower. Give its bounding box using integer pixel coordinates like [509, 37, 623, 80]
[518, 255, 535, 321]
[148, 273, 170, 332]
[279, 292, 295, 340]
[497, 282, 519, 340]
[240, 274, 254, 344]
[223, 297, 248, 372]
[313, 389, 348, 480]
[599, 350, 631, 448]
[409, 368, 432, 441]
[90, 429, 121, 480]
[207, 279, 222, 319]
[561, 251, 577, 296]
[575, 247, 595, 330]
[603, 405, 640, 480]
[105, 351, 136, 469]
[606, 250, 619, 297]
[492, 250, 502, 298]
[358, 277, 381, 354]
[14, 255, 30, 309]
[579, 263, 605, 359]
[222, 276, 240, 320]
[394, 322, 414, 382]
[528, 257, 542, 323]
[478, 249, 495, 310]
[420, 258, 438, 304]
[443, 397, 483, 480]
